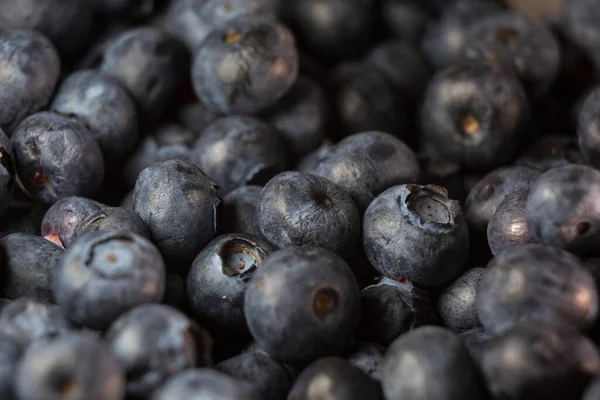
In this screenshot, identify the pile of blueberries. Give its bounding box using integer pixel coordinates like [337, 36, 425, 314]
[3, 0, 600, 399]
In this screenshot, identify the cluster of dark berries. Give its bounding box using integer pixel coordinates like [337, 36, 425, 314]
[1, 0, 600, 399]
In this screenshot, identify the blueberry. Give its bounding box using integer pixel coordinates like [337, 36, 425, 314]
[153, 0, 215, 52]
[98, 27, 188, 119]
[381, 0, 431, 46]
[357, 277, 438, 346]
[363, 184, 469, 288]
[217, 351, 293, 400]
[187, 233, 275, 332]
[0, 129, 14, 217]
[287, 357, 383, 400]
[15, 332, 126, 400]
[557, 0, 600, 69]
[191, 15, 299, 115]
[578, 86, 600, 169]
[52, 230, 166, 330]
[50, 70, 139, 163]
[106, 304, 213, 398]
[262, 75, 328, 156]
[437, 267, 484, 331]
[0, 0, 93, 58]
[40, 196, 105, 248]
[315, 131, 420, 211]
[420, 63, 529, 169]
[476, 243, 598, 335]
[220, 185, 263, 238]
[0, 298, 75, 346]
[191, 116, 287, 195]
[344, 342, 386, 381]
[481, 324, 600, 400]
[465, 11, 561, 96]
[151, 369, 260, 400]
[133, 160, 220, 269]
[458, 327, 493, 366]
[381, 326, 484, 400]
[0, 233, 63, 302]
[583, 375, 600, 400]
[244, 246, 360, 364]
[194, 0, 279, 26]
[464, 164, 541, 239]
[526, 164, 600, 255]
[11, 112, 105, 204]
[72, 206, 150, 243]
[487, 188, 533, 255]
[517, 135, 586, 171]
[0, 31, 60, 134]
[0, 330, 23, 399]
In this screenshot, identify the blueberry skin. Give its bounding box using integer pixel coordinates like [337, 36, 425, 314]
[133, 160, 220, 269]
[217, 351, 293, 400]
[363, 184, 469, 288]
[73, 206, 150, 243]
[187, 234, 275, 332]
[244, 246, 360, 364]
[345, 342, 386, 381]
[464, 164, 541, 238]
[151, 369, 260, 400]
[315, 131, 420, 211]
[458, 327, 493, 366]
[465, 11, 560, 96]
[106, 304, 213, 398]
[15, 332, 126, 400]
[481, 324, 600, 400]
[0, 298, 75, 346]
[487, 188, 533, 256]
[221, 185, 263, 237]
[517, 135, 586, 171]
[0, 331, 23, 400]
[357, 277, 438, 346]
[191, 16, 299, 115]
[287, 357, 383, 400]
[262, 75, 328, 156]
[40, 196, 105, 248]
[0, 0, 92, 58]
[191, 116, 287, 195]
[583, 375, 600, 400]
[420, 63, 529, 169]
[11, 112, 105, 204]
[53, 230, 166, 330]
[476, 243, 598, 336]
[437, 267, 484, 331]
[526, 164, 600, 255]
[0, 31, 60, 135]
[99, 27, 188, 119]
[0, 233, 63, 302]
[258, 171, 360, 254]
[381, 326, 484, 400]
[50, 70, 139, 163]
[578, 86, 600, 168]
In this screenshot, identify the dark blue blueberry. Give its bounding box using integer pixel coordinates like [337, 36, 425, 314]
[315, 131, 420, 211]
[72, 206, 150, 242]
[481, 324, 600, 400]
[0, 330, 23, 400]
[578, 86, 600, 169]
[0, 233, 63, 302]
[98, 27, 188, 119]
[420, 63, 529, 169]
[0, 31, 60, 134]
[381, 0, 431, 46]
[11, 112, 105, 204]
[517, 135, 586, 171]
[583, 375, 600, 400]
[40, 196, 105, 248]
[458, 327, 493, 367]
[151, 369, 259, 400]
[191, 116, 287, 195]
[381, 326, 484, 400]
[244, 246, 360, 364]
[133, 160, 220, 269]
[258, 171, 360, 254]
[357, 277, 438, 346]
[217, 351, 292, 400]
[261, 75, 328, 156]
[287, 357, 383, 400]
[220, 185, 263, 237]
[526, 164, 600, 255]
[15, 332, 126, 400]
[363, 184, 469, 288]
[53, 230, 166, 330]
[345, 342, 386, 381]
[187, 233, 275, 332]
[50, 70, 139, 163]
[476, 243, 598, 335]
[487, 188, 533, 256]
[191, 15, 298, 115]
[437, 267, 484, 331]
[106, 303, 213, 398]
